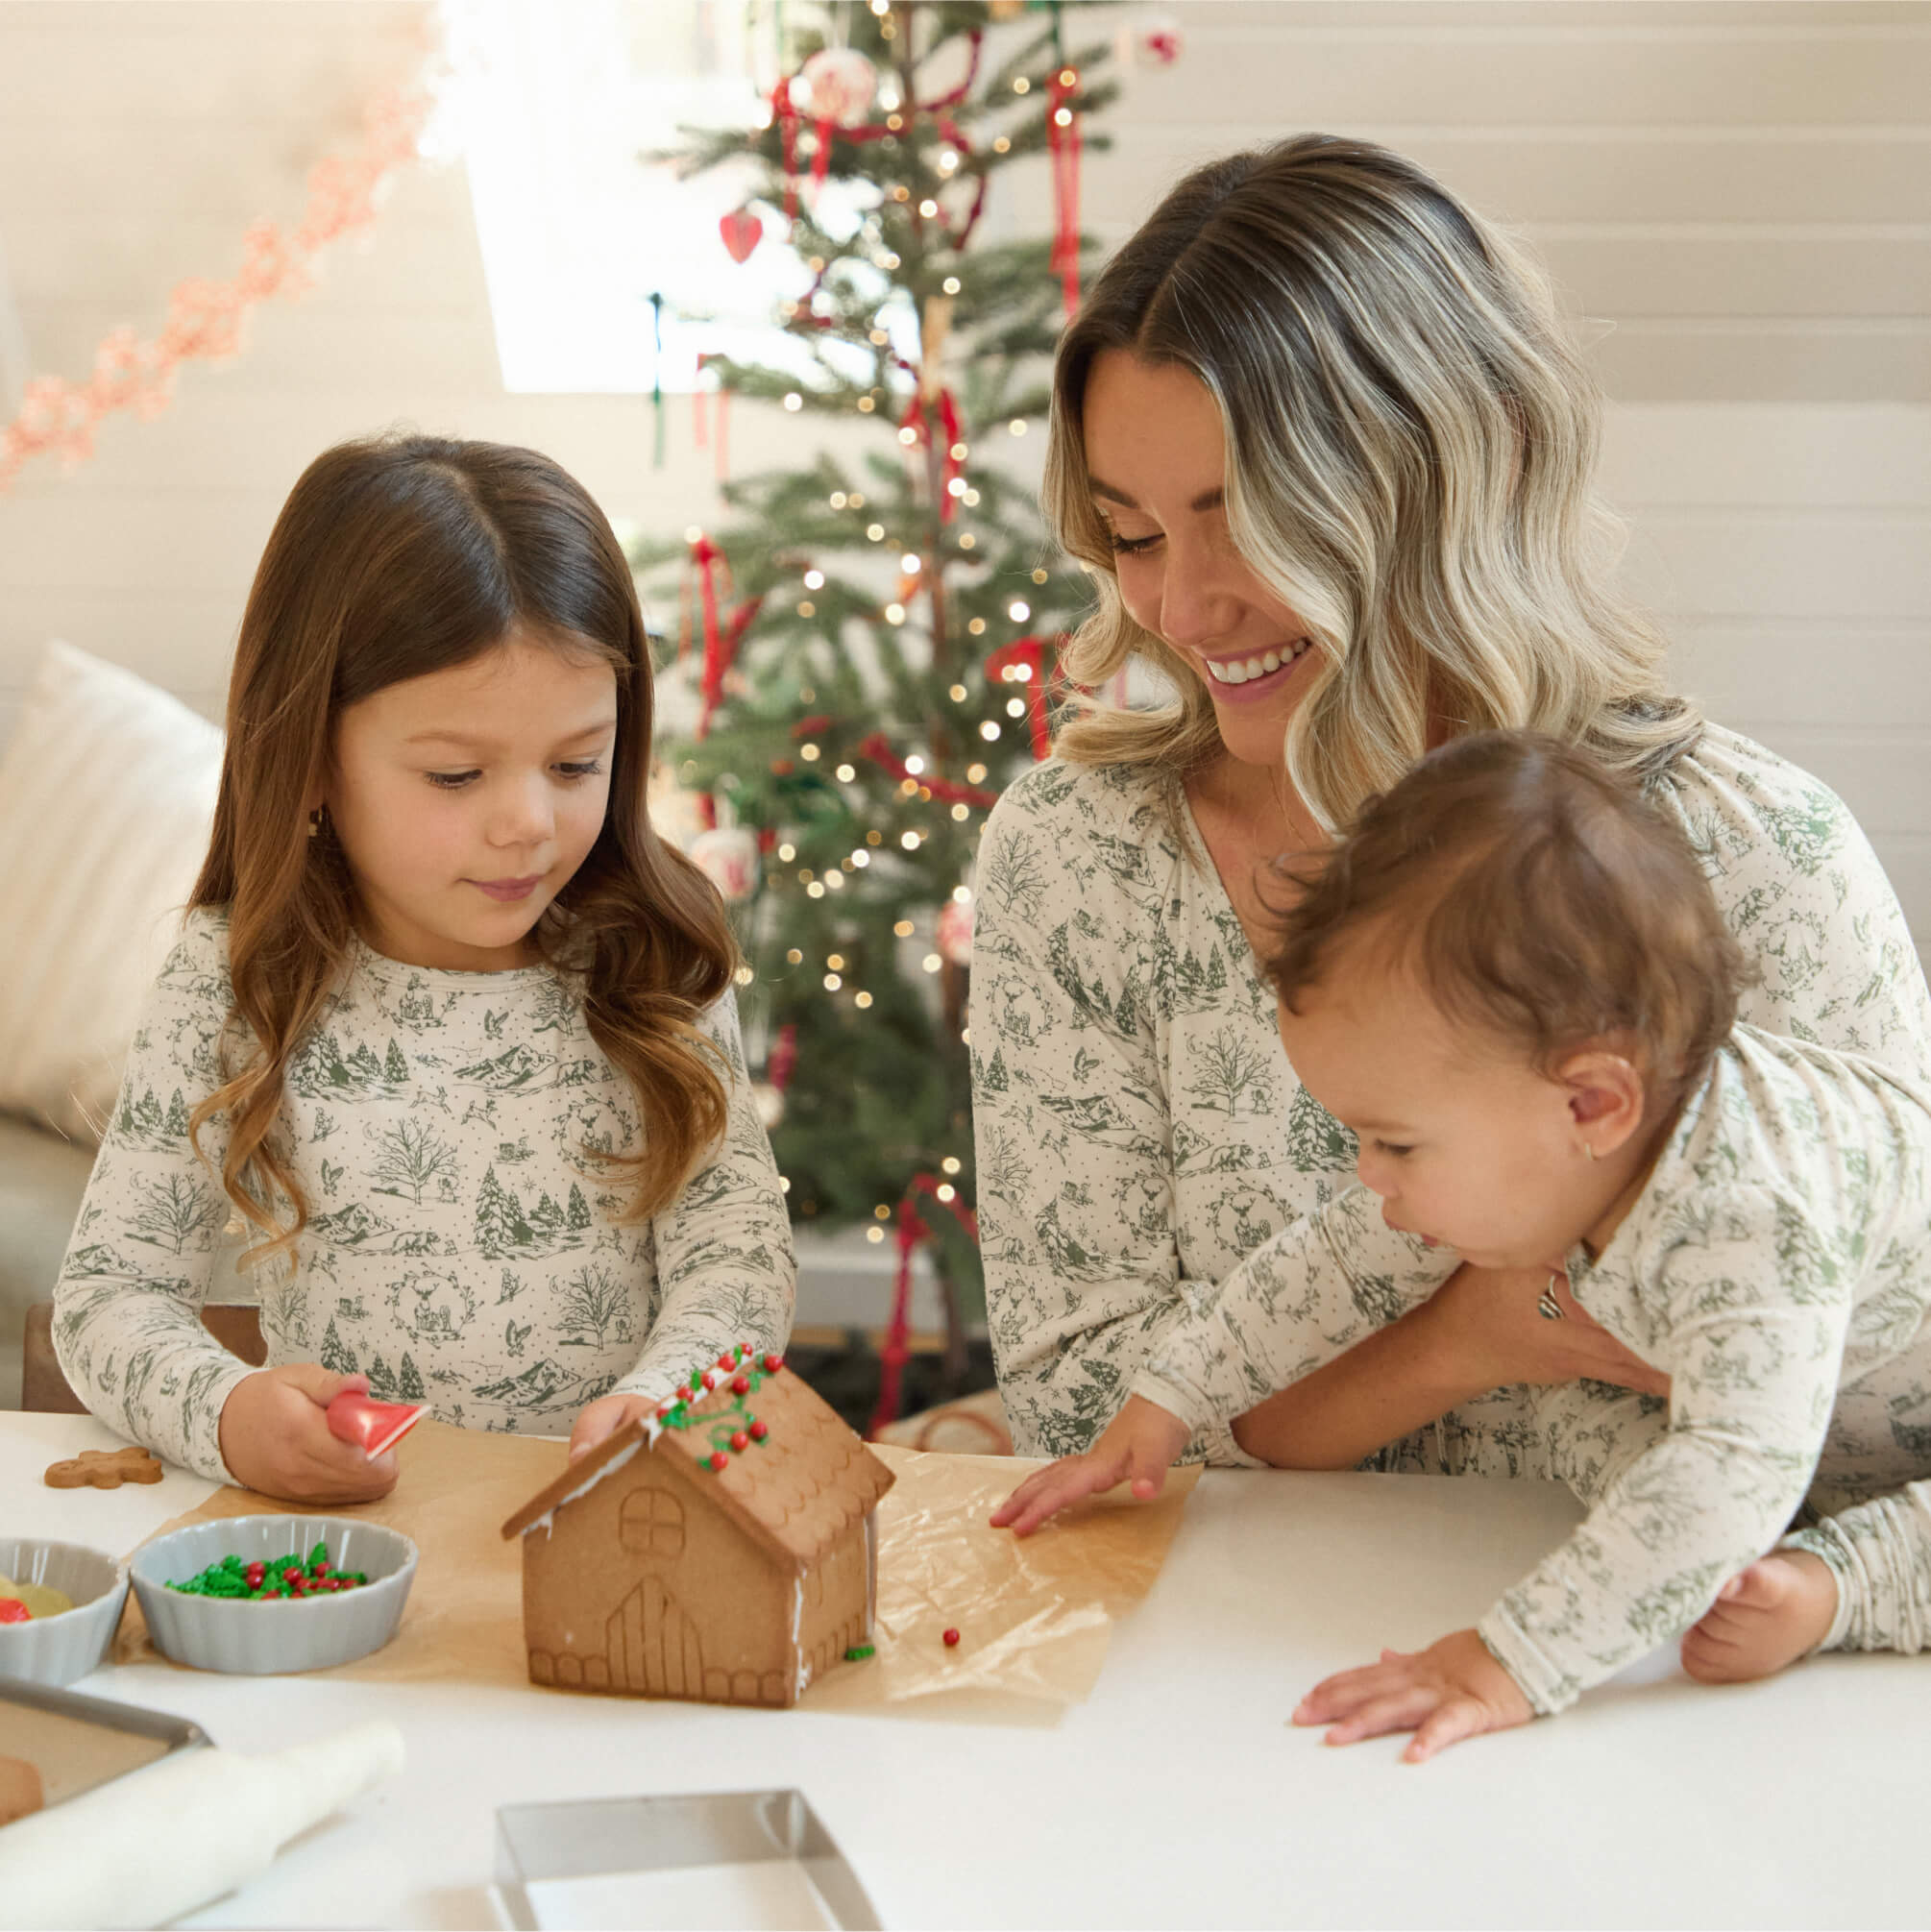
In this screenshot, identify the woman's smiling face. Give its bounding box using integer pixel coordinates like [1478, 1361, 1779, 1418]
[1081, 350, 1322, 770]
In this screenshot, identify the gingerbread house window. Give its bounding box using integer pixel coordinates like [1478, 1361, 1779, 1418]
[619, 1487, 685, 1558]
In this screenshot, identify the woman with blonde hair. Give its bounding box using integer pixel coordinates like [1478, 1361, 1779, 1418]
[972, 135, 1931, 1490]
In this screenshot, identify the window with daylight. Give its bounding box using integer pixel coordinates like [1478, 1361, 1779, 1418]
[443, 0, 892, 394]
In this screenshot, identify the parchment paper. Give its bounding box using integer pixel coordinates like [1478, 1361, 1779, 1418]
[116, 1423, 1198, 1719]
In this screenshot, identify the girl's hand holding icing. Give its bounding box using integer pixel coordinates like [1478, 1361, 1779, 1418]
[218, 1367, 399, 1505]
[1293, 1628, 1533, 1764]
[991, 1394, 1190, 1535]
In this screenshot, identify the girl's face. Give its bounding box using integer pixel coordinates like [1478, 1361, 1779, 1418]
[1081, 350, 1322, 772]
[324, 628, 618, 972]
[1277, 945, 1642, 1272]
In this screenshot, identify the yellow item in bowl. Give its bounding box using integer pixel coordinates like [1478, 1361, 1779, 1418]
[0, 1575, 75, 1619]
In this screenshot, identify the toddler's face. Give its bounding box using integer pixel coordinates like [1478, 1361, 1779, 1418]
[325, 628, 618, 972]
[1277, 955, 1616, 1273]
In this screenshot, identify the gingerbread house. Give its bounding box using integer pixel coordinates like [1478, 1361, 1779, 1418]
[501, 1346, 894, 1708]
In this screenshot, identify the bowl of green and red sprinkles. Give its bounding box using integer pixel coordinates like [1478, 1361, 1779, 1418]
[129, 1516, 418, 1675]
[170, 1541, 371, 1602]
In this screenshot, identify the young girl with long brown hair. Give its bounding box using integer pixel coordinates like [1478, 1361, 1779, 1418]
[53, 435, 794, 1504]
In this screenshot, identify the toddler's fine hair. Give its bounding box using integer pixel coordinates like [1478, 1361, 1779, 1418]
[1262, 731, 1750, 1105]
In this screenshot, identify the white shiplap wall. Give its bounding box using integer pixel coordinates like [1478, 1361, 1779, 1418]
[0, 0, 1925, 941]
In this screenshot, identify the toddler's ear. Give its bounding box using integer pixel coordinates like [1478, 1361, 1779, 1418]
[1557, 1049, 1647, 1155]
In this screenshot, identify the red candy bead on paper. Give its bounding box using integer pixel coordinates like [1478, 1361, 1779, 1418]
[942, 1627, 961, 1647]
[730, 1431, 749, 1452]
[762, 1353, 783, 1372]
[748, 1420, 769, 1441]
[717, 1353, 737, 1372]
[700, 1370, 720, 1391]
[676, 1385, 694, 1404]
[730, 1375, 750, 1395]
[707, 1451, 729, 1473]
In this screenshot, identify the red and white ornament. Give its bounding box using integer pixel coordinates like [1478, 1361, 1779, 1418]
[691, 825, 759, 903]
[719, 206, 764, 264]
[937, 893, 975, 968]
[1116, 11, 1185, 67]
[798, 47, 878, 129]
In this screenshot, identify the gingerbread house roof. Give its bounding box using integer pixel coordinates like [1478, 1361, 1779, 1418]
[500, 1363, 894, 1568]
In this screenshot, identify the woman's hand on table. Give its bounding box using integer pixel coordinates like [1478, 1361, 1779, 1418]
[991, 1394, 1190, 1536]
[1423, 1264, 1671, 1398]
[569, 1392, 657, 1461]
[217, 1365, 399, 1504]
[1293, 1627, 1534, 1764]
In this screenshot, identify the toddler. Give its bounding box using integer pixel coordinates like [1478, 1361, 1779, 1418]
[996, 732, 1931, 1757]
[55, 436, 794, 1504]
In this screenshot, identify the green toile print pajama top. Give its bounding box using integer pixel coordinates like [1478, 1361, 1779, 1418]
[53, 909, 796, 1481]
[971, 722, 1931, 1658]
[1129, 1025, 1931, 1706]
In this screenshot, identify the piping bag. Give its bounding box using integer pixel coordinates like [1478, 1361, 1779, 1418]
[327, 1391, 428, 1458]
[0, 1720, 404, 1930]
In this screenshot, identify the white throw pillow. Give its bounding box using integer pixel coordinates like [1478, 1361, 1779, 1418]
[0, 641, 224, 1142]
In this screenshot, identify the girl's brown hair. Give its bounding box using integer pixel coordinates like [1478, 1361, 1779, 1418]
[190, 433, 735, 1263]
[1042, 135, 1700, 830]
[1264, 733, 1749, 1110]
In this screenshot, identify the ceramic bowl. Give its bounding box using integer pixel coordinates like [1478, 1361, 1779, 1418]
[128, 1515, 418, 1675]
[0, 1537, 129, 1688]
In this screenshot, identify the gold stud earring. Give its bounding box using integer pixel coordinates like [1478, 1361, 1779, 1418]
[307, 807, 324, 840]
[1581, 1140, 1598, 1162]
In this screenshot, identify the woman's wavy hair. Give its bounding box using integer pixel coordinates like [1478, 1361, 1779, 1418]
[189, 434, 735, 1266]
[1264, 732, 1750, 1113]
[1042, 134, 1700, 830]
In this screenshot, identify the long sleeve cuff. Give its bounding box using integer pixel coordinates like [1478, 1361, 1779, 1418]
[1475, 1604, 1581, 1717]
[1782, 1480, 1931, 1655]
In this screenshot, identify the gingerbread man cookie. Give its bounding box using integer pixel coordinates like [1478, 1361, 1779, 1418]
[44, 1446, 164, 1489]
[0, 1756, 42, 1826]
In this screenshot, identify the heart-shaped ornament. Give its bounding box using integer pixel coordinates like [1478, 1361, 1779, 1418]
[720, 207, 764, 264]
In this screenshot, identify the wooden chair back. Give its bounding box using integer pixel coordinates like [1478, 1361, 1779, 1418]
[21, 1302, 265, 1414]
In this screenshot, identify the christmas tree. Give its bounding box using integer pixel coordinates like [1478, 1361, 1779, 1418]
[633, 2, 1117, 1364]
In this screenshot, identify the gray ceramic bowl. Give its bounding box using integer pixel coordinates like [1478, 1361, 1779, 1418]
[129, 1515, 417, 1675]
[0, 1537, 129, 1688]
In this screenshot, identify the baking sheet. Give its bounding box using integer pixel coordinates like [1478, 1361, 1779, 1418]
[116, 1422, 1198, 1719]
[0, 1681, 208, 1810]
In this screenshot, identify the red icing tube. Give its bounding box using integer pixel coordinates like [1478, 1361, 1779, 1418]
[325, 1392, 428, 1459]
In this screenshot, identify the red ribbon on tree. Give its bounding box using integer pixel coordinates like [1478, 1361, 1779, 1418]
[770, 79, 801, 220]
[855, 732, 998, 808]
[898, 387, 966, 522]
[686, 535, 728, 726]
[683, 536, 763, 825]
[1045, 66, 1084, 319]
[869, 1175, 981, 1437]
[767, 1022, 798, 1091]
[693, 355, 732, 481]
[984, 636, 1055, 760]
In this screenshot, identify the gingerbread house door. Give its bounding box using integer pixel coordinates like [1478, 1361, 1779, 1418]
[604, 1573, 707, 1697]
[605, 1486, 707, 1696]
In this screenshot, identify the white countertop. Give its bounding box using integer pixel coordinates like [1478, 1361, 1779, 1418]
[5, 1409, 1924, 1929]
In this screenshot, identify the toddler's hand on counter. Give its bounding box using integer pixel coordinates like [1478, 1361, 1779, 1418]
[1293, 1627, 1534, 1764]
